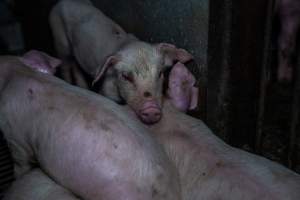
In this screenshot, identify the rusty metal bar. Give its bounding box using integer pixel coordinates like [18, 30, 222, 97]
[207, 0, 232, 140]
[288, 51, 300, 169]
[255, 0, 275, 153]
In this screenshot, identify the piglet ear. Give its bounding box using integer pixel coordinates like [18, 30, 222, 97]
[21, 50, 61, 74]
[92, 55, 119, 86]
[157, 43, 193, 66]
[167, 62, 198, 112]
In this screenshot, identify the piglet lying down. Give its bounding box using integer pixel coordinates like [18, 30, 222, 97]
[50, 0, 193, 124]
[3, 169, 80, 200]
[4, 56, 300, 200]
[146, 62, 300, 200]
[0, 51, 181, 200]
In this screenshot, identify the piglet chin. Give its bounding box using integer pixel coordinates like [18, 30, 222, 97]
[137, 101, 162, 124]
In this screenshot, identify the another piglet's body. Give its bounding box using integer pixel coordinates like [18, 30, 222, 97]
[0, 56, 181, 200]
[149, 104, 300, 200]
[3, 169, 80, 200]
[145, 63, 300, 200]
[50, 0, 193, 124]
[49, 0, 131, 77]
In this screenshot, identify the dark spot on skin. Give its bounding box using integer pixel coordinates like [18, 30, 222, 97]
[99, 122, 111, 132]
[216, 161, 225, 168]
[151, 187, 158, 197]
[202, 172, 206, 176]
[177, 131, 187, 138]
[82, 110, 97, 123]
[27, 88, 34, 100]
[47, 106, 56, 111]
[156, 173, 164, 180]
[136, 187, 142, 193]
[144, 91, 152, 97]
[174, 131, 190, 140]
[182, 80, 189, 87]
[28, 88, 33, 95]
[112, 27, 124, 39]
[170, 130, 201, 152]
[113, 143, 118, 149]
[81, 110, 102, 130]
[85, 124, 93, 130]
[161, 193, 167, 198]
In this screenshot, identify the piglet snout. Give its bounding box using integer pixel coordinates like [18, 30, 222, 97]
[138, 101, 162, 124]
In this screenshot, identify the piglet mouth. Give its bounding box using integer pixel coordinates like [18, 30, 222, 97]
[136, 101, 162, 124]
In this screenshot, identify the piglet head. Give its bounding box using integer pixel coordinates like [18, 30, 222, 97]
[93, 41, 193, 124]
[167, 62, 198, 113]
[20, 50, 62, 74]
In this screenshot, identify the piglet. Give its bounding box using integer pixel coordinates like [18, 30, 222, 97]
[49, 0, 193, 124]
[0, 51, 181, 200]
[145, 63, 300, 199]
[276, 0, 300, 81]
[3, 169, 80, 200]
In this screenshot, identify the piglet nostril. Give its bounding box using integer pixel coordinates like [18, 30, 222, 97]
[143, 91, 152, 98]
[142, 113, 149, 117]
[140, 109, 161, 124]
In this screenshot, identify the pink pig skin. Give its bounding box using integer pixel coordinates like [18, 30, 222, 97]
[167, 62, 198, 112]
[145, 63, 300, 200]
[0, 55, 181, 200]
[3, 169, 80, 200]
[49, 0, 193, 124]
[4, 55, 300, 200]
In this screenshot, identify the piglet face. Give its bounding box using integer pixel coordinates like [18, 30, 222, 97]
[115, 44, 165, 124]
[167, 62, 198, 112]
[93, 41, 193, 124]
[117, 69, 164, 124]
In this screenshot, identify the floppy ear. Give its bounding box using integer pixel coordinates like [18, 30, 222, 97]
[167, 62, 198, 112]
[92, 56, 119, 86]
[21, 50, 62, 74]
[157, 43, 193, 66]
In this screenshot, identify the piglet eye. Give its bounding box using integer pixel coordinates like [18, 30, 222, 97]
[122, 72, 134, 83]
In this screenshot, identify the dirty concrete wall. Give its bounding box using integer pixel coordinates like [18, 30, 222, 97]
[92, 0, 209, 117]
